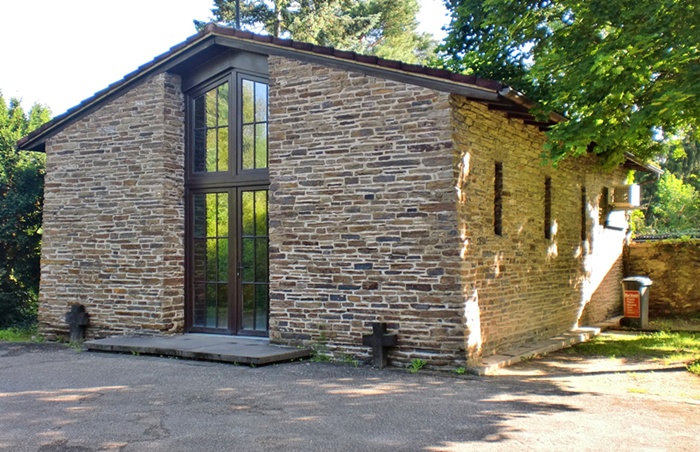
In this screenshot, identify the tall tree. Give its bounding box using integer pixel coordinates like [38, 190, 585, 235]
[643, 172, 700, 233]
[0, 93, 50, 328]
[633, 132, 700, 234]
[439, 0, 700, 167]
[197, 0, 435, 63]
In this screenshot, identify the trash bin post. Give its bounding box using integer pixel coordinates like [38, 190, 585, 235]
[621, 276, 652, 329]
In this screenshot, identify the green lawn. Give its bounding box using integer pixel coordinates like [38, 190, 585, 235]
[566, 331, 700, 375]
[0, 327, 42, 343]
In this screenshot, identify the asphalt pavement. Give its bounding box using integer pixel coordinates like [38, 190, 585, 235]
[0, 342, 697, 451]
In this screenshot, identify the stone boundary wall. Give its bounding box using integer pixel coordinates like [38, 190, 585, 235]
[39, 73, 186, 340]
[627, 240, 700, 316]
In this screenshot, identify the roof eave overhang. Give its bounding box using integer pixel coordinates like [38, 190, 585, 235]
[622, 151, 664, 176]
[499, 86, 567, 124]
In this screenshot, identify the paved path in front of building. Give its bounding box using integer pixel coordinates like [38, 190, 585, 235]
[1, 342, 698, 451]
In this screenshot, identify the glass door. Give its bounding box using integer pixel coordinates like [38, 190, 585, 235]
[188, 188, 268, 335]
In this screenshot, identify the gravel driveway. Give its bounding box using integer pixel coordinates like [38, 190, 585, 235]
[1, 342, 698, 451]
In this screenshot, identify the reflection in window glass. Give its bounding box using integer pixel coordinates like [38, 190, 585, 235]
[192, 192, 229, 329]
[241, 190, 269, 331]
[193, 82, 229, 173]
[241, 80, 268, 170]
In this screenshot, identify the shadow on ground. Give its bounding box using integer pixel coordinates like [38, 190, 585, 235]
[1, 342, 698, 451]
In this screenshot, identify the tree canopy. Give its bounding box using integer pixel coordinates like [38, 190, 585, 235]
[440, 0, 700, 167]
[631, 132, 700, 234]
[196, 0, 435, 63]
[0, 93, 50, 328]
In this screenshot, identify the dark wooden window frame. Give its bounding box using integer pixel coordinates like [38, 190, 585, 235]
[184, 67, 270, 336]
[185, 71, 270, 186]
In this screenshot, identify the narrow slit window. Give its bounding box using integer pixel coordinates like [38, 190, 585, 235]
[599, 187, 609, 225]
[544, 176, 552, 240]
[581, 186, 587, 241]
[494, 162, 503, 236]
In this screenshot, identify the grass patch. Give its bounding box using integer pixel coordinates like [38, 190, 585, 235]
[648, 313, 700, 333]
[408, 358, 427, 374]
[0, 326, 43, 343]
[567, 331, 700, 374]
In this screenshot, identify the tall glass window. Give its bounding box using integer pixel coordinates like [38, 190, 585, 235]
[186, 71, 270, 336]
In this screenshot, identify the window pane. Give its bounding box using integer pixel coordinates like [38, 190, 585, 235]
[193, 128, 206, 173]
[255, 284, 268, 330]
[206, 239, 217, 281]
[242, 284, 255, 330]
[255, 123, 267, 169]
[242, 80, 254, 124]
[242, 238, 254, 282]
[206, 283, 217, 327]
[206, 129, 217, 172]
[193, 194, 206, 237]
[217, 127, 229, 172]
[255, 238, 268, 281]
[240, 79, 268, 171]
[206, 194, 217, 237]
[194, 96, 206, 128]
[217, 83, 229, 123]
[218, 238, 228, 282]
[242, 191, 254, 235]
[206, 89, 217, 127]
[255, 82, 268, 122]
[193, 239, 206, 281]
[255, 190, 267, 235]
[242, 124, 254, 169]
[217, 192, 228, 237]
[193, 282, 206, 326]
[193, 82, 229, 173]
[217, 284, 228, 329]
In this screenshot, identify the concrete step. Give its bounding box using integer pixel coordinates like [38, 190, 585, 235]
[471, 316, 623, 376]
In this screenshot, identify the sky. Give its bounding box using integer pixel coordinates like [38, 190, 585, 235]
[0, 0, 450, 117]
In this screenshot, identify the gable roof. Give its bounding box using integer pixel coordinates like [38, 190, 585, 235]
[16, 23, 661, 175]
[17, 23, 562, 153]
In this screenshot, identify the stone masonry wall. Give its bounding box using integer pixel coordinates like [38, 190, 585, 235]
[452, 95, 629, 362]
[267, 56, 464, 367]
[627, 240, 700, 316]
[39, 73, 186, 340]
